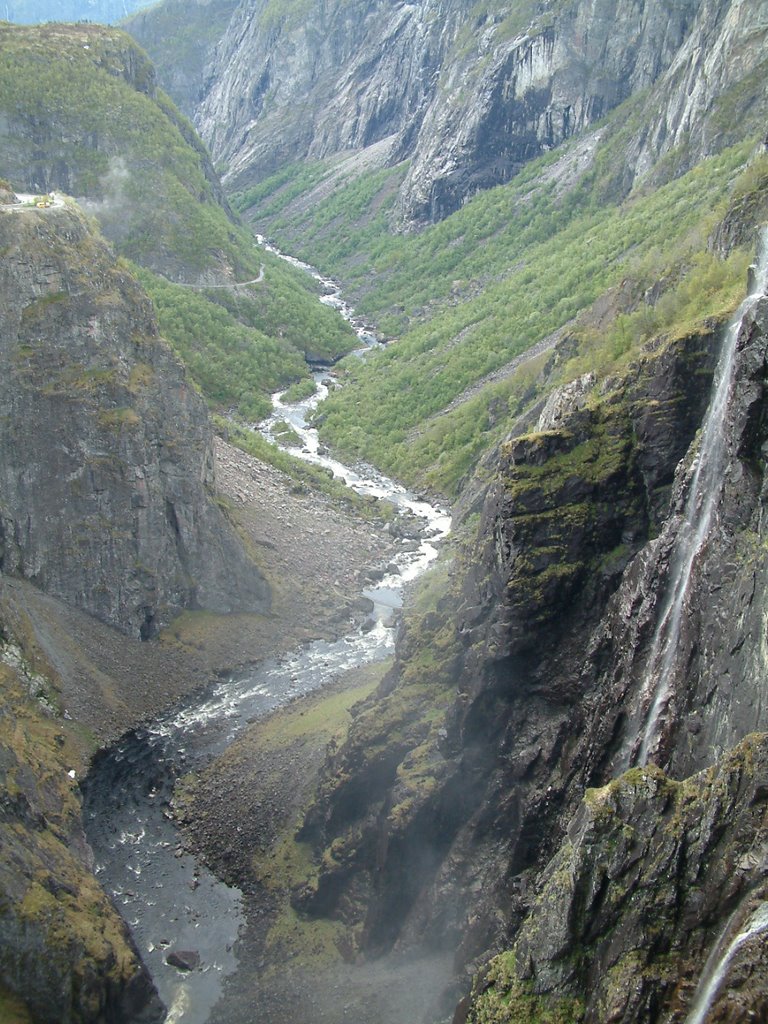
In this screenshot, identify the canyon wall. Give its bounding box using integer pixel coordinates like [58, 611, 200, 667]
[0, 202, 269, 639]
[191, 0, 768, 225]
[293, 231, 768, 1020]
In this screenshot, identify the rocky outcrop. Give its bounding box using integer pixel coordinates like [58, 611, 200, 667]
[461, 736, 768, 1024]
[192, 0, 766, 225]
[581, 292, 768, 783]
[0, 608, 164, 1024]
[195, 0, 463, 190]
[0, 202, 269, 639]
[395, 0, 702, 224]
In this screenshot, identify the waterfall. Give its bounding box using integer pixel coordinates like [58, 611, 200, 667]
[685, 902, 768, 1024]
[634, 232, 768, 765]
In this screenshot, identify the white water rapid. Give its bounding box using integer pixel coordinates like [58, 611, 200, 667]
[685, 901, 768, 1024]
[83, 243, 450, 1024]
[634, 233, 768, 765]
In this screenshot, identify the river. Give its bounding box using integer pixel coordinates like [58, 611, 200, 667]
[81, 249, 451, 1024]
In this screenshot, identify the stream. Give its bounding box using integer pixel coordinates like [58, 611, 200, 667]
[81, 247, 451, 1024]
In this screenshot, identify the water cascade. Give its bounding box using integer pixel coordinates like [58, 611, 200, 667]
[685, 901, 768, 1024]
[633, 233, 768, 765]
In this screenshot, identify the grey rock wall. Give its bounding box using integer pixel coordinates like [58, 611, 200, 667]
[193, 0, 765, 225]
[0, 203, 269, 638]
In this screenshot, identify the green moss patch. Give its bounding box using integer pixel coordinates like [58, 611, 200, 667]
[468, 952, 584, 1024]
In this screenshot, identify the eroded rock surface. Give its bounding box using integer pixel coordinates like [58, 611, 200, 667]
[0, 203, 268, 638]
[462, 736, 768, 1024]
[192, 0, 767, 225]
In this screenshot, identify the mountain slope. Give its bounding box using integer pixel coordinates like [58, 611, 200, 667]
[0, 21, 358, 417]
[216, 0, 768, 496]
[194, 0, 767, 225]
[124, 0, 237, 120]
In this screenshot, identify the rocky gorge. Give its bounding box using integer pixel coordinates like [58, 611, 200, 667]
[2, 0, 768, 1022]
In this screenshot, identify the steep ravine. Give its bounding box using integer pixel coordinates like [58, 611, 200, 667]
[78, 248, 450, 1024]
[275, 230, 768, 1023]
[0, 198, 396, 1023]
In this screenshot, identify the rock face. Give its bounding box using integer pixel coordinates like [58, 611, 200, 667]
[0, 610, 164, 1024]
[0, 203, 269, 638]
[293, 231, 768, 1021]
[195, 0, 461, 189]
[125, 0, 239, 120]
[463, 737, 768, 1024]
[192, 0, 767, 224]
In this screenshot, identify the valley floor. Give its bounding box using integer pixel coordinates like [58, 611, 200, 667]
[178, 661, 457, 1024]
[1, 436, 396, 754]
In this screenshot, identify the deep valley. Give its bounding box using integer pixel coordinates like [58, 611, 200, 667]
[1, 2, 768, 1023]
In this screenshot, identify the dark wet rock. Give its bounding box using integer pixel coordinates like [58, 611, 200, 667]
[166, 950, 201, 972]
[462, 735, 768, 1023]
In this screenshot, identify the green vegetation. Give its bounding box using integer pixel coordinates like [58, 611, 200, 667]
[270, 420, 303, 447]
[132, 253, 356, 421]
[232, 161, 335, 219]
[233, 32, 766, 496]
[0, 631, 144, 1021]
[0, 23, 255, 275]
[134, 269, 303, 420]
[199, 265, 356, 363]
[0, 984, 33, 1024]
[468, 952, 584, 1024]
[282, 377, 317, 402]
[248, 137, 756, 495]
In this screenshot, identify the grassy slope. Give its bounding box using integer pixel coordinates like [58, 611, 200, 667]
[237, 70, 768, 496]
[0, 22, 243, 275]
[0, 22, 359, 419]
[133, 263, 355, 420]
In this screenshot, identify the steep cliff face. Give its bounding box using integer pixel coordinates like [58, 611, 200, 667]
[193, 0, 767, 224]
[0, 202, 269, 639]
[461, 737, 768, 1024]
[292, 227, 768, 1020]
[293, 317, 722, 949]
[0, 599, 164, 1024]
[196, 0, 463, 189]
[397, 0, 768, 224]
